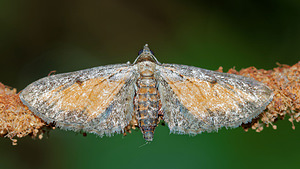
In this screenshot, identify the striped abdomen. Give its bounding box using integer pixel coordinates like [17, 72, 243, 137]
[135, 75, 160, 141]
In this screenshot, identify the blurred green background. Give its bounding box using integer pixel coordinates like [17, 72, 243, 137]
[1, 1, 299, 169]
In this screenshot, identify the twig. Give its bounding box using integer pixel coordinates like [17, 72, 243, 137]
[0, 61, 299, 145]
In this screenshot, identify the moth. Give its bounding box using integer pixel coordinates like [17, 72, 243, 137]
[20, 44, 273, 141]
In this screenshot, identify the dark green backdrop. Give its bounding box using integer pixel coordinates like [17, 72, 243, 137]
[1, 1, 299, 169]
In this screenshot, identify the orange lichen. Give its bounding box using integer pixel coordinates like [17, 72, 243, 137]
[0, 61, 299, 145]
[0, 83, 46, 145]
[219, 62, 300, 132]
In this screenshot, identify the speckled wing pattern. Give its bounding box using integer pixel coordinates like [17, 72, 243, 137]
[20, 44, 274, 140]
[156, 64, 273, 134]
[20, 64, 138, 136]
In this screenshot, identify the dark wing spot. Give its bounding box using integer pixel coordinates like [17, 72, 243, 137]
[76, 80, 83, 86]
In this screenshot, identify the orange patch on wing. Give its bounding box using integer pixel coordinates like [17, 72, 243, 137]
[164, 68, 255, 117]
[41, 72, 128, 121]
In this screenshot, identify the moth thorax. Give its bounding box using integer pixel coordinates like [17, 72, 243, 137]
[137, 61, 156, 77]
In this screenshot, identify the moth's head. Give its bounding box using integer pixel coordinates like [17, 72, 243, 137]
[133, 44, 160, 64]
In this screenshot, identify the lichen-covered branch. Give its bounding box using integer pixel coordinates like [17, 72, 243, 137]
[0, 61, 299, 145]
[217, 62, 300, 132]
[0, 83, 49, 145]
